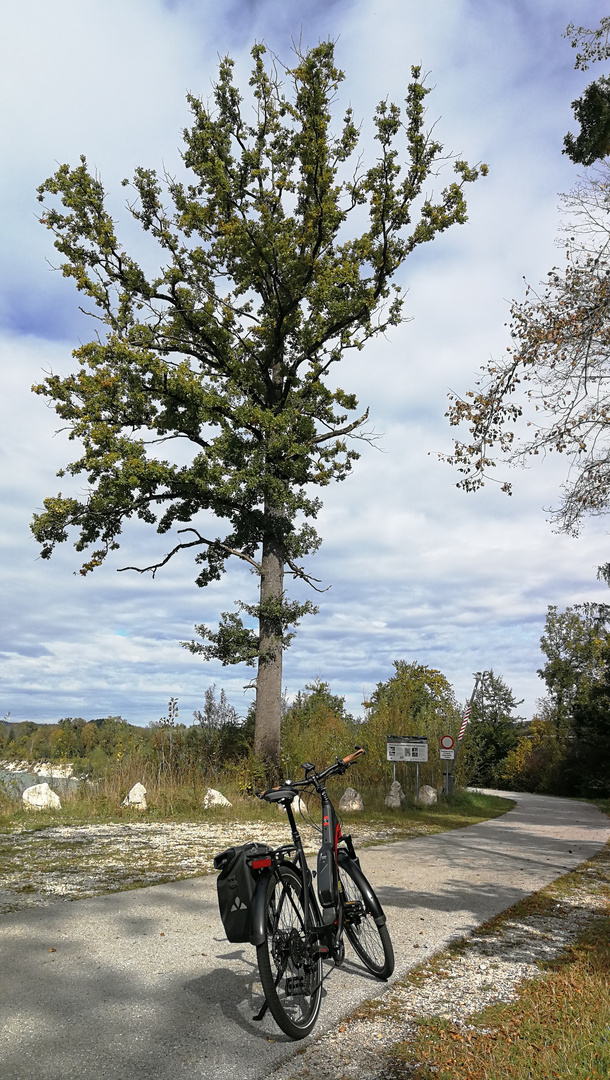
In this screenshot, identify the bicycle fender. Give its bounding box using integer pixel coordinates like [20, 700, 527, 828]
[249, 869, 272, 947]
[338, 849, 387, 927]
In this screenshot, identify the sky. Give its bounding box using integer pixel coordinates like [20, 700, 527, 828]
[2, 0, 610, 730]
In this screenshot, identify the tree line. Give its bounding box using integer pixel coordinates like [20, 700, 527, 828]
[3, 607, 607, 797]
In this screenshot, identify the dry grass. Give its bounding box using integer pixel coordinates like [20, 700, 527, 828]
[0, 770, 513, 834]
[388, 916, 610, 1079]
[383, 828, 610, 1080]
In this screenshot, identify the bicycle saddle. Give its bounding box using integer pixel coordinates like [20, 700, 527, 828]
[262, 785, 299, 803]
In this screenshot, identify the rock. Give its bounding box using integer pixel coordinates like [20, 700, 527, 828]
[417, 784, 438, 806]
[121, 782, 147, 810]
[385, 780, 406, 809]
[202, 788, 232, 809]
[339, 787, 364, 812]
[1, 769, 39, 800]
[0, 760, 79, 799]
[22, 782, 61, 811]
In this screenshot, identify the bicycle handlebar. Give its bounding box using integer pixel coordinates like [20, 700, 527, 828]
[257, 746, 365, 801]
[342, 746, 365, 765]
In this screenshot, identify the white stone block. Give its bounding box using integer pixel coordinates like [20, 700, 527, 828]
[339, 787, 364, 812]
[276, 795, 308, 816]
[121, 782, 147, 809]
[385, 780, 406, 809]
[417, 784, 438, 806]
[202, 788, 232, 809]
[22, 782, 61, 811]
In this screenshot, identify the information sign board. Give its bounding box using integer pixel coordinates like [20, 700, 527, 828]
[386, 736, 428, 763]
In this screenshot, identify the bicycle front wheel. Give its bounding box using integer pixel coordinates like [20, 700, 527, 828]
[339, 860, 394, 979]
[256, 863, 323, 1040]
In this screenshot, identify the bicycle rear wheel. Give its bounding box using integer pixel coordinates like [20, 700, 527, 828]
[339, 860, 394, 979]
[256, 863, 323, 1040]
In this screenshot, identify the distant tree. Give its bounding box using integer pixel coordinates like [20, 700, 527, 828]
[538, 602, 610, 795]
[194, 684, 241, 730]
[280, 680, 355, 778]
[538, 602, 610, 727]
[504, 603, 610, 796]
[501, 713, 567, 794]
[191, 684, 248, 772]
[570, 652, 610, 794]
[359, 661, 461, 791]
[461, 670, 523, 787]
[31, 41, 486, 771]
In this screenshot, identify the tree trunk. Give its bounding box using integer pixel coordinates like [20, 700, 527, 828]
[254, 526, 284, 771]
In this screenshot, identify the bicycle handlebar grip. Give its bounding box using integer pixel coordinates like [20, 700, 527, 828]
[342, 746, 365, 764]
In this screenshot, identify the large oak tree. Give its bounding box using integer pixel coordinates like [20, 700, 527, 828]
[32, 42, 485, 768]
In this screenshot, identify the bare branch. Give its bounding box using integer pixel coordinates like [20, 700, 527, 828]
[117, 527, 262, 578]
[311, 407, 370, 444]
[285, 555, 331, 592]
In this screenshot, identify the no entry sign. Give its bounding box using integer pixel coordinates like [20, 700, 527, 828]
[440, 735, 455, 750]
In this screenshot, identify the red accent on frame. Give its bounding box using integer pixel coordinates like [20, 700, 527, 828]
[251, 858, 272, 869]
[335, 822, 341, 858]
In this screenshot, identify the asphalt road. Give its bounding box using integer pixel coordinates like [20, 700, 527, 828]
[1, 791, 608, 1080]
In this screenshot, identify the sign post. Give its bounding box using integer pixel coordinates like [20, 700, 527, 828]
[440, 734, 455, 793]
[386, 736, 428, 799]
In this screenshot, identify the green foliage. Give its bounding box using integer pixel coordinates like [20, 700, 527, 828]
[353, 661, 462, 793]
[503, 604, 610, 796]
[280, 680, 356, 779]
[564, 76, 610, 165]
[31, 40, 486, 764]
[461, 670, 523, 787]
[502, 712, 568, 794]
[564, 18, 610, 164]
[538, 603, 610, 725]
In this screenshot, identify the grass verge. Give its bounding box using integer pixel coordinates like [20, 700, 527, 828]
[389, 914, 610, 1079]
[378, 825, 610, 1080]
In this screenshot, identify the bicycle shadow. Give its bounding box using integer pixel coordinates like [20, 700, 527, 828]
[184, 947, 336, 1043]
[183, 945, 381, 1042]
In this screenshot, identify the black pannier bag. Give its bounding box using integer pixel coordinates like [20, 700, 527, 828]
[213, 842, 274, 942]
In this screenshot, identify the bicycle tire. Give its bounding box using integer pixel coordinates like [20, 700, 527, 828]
[256, 863, 323, 1040]
[339, 860, 394, 979]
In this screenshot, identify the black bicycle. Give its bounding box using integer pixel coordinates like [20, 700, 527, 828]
[213, 747, 394, 1039]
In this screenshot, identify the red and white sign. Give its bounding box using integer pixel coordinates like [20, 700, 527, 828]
[440, 735, 455, 750]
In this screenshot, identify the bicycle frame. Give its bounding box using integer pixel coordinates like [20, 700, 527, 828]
[250, 767, 376, 954]
[231, 748, 393, 1038]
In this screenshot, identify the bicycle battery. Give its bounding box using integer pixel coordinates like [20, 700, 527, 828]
[316, 841, 337, 921]
[214, 842, 273, 943]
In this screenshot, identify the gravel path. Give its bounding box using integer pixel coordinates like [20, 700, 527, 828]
[0, 818, 437, 913]
[0, 791, 608, 1080]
